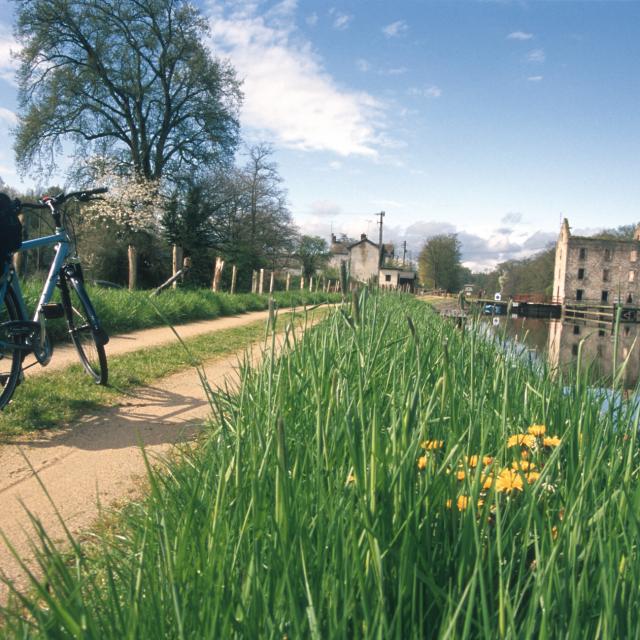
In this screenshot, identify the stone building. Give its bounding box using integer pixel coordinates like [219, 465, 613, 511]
[379, 267, 417, 291]
[328, 233, 394, 283]
[553, 219, 640, 305]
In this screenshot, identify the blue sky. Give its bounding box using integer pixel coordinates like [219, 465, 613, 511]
[1, 0, 639, 269]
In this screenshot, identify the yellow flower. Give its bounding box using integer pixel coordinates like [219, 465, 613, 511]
[525, 471, 540, 484]
[417, 456, 428, 470]
[552, 525, 559, 540]
[528, 424, 546, 436]
[445, 499, 453, 509]
[495, 469, 524, 493]
[507, 434, 536, 449]
[511, 461, 537, 471]
[421, 439, 444, 450]
[467, 455, 480, 468]
[521, 450, 530, 460]
[482, 474, 493, 490]
[482, 456, 494, 466]
[543, 436, 561, 448]
[457, 495, 469, 511]
[456, 469, 466, 480]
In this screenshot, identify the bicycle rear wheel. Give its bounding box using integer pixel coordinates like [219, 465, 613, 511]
[61, 278, 108, 384]
[0, 287, 23, 409]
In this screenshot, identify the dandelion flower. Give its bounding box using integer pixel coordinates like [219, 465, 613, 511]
[346, 473, 356, 484]
[543, 436, 561, 448]
[528, 424, 546, 436]
[417, 456, 427, 470]
[482, 474, 493, 490]
[482, 456, 494, 466]
[507, 434, 536, 449]
[552, 526, 559, 540]
[511, 461, 537, 471]
[457, 495, 469, 511]
[467, 455, 479, 467]
[421, 439, 444, 450]
[445, 499, 453, 509]
[456, 469, 466, 480]
[525, 471, 540, 484]
[521, 450, 530, 460]
[495, 469, 524, 493]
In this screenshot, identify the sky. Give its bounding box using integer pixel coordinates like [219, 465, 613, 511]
[1, 0, 639, 270]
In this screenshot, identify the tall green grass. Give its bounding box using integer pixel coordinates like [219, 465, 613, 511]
[17, 280, 339, 342]
[3, 292, 640, 637]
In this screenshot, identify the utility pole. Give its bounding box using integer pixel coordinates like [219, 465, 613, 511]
[402, 240, 407, 267]
[376, 211, 385, 269]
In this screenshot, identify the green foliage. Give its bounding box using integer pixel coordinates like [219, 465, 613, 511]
[297, 235, 329, 278]
[14, 0, 241, 179]
[418, 233, 463, 292]
[4, 294, 640, 636]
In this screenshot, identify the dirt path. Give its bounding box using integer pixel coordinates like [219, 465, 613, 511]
[0, 311, 315, 603]
[22, 308, 275, 376]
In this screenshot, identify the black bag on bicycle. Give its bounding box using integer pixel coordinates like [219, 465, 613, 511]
[0, 192, 22, 263]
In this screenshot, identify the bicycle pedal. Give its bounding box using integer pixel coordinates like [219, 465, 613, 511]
[41, 303, 64, 319]
[1, 320, 40, 337]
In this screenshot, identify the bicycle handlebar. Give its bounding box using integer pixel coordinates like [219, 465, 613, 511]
[16, 187, 108, 212]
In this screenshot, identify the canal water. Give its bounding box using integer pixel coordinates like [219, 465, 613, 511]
[484, 315, 640, 390]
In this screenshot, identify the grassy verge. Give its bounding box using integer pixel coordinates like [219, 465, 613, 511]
[0, 308, 315, 438]
[17, 279, 341, 341]
[3, 292, 640, 636]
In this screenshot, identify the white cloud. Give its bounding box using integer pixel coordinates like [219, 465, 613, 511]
[527, 48, 546, 63]
[527, 75, 543, 82]
[382, 20, 408, 38]
[305, 12, 318, 26]
[0, 106, 17, 125]
[356, 58, 370, 72]
[507, 31, 533, 41]
[408, 85, 442, 99]
[331, 12, 352, 30]
[329, 160, 342, 170]
[383, 66, 408, 76]
[208, 1, 384, 157]
[0, 25, 19, 85]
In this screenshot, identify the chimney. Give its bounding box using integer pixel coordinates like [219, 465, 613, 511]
[360, 233, 367, 241]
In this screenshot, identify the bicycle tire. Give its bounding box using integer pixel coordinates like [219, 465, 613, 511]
[61, 277, 108, 384]
[0, 286, 23, 409]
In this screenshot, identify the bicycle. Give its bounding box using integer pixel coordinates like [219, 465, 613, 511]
[0, 188, 110, 410]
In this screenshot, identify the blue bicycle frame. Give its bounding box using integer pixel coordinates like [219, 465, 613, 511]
[0, 228, 71, 363]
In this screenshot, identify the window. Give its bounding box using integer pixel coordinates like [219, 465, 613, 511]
[579, 247, 587, 260]
[630, 271, 636, 283]
[577, 268, 585, 280]
[576, 289, 584, 301]
[601, 290, 609, 303]
[384, 274, 391, 282]
[573, 325, 581, 335]
[631, 250, 638, 263]
[571, 344, 579, 356]
[603, 269, 610, 282]
[604, 248, 612, 261]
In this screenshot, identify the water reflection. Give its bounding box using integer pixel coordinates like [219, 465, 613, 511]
[487, 315, 640, 389]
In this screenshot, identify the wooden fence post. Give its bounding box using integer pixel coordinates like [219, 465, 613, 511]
[212, 257, 224, 292]
[231, 265, 237, 294]
[285, 273, 291, 291]
[269, 270, 275, 293]
[309, 276, 314, 292]
[172, 245, 183, 289]
[300, 276, 305, 290]
[252, 270, 258, 293]
[259, 268, 265, 295]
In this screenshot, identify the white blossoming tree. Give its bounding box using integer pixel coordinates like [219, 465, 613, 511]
[81, 157, 163, 289]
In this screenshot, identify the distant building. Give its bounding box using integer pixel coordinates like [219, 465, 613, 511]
[379, 267, 417, 292]
[553, 219, 640, 305]
[328, 233, 394, 283]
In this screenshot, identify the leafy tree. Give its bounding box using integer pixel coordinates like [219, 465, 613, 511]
[297, 235, 329, 278]
[418, 234, 462, 292]
[14, 0, 241, 180]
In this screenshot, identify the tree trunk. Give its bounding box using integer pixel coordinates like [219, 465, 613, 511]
[212, 257, 224, 292]
[259, 268, 265, 295]
[285, 273, 291, 291]
[269, 271, 274, 294]
[128, 244, 138, 290]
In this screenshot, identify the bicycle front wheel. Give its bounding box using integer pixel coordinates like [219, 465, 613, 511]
[61, 278, 108, 384]
[0, 286, 23, 409]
